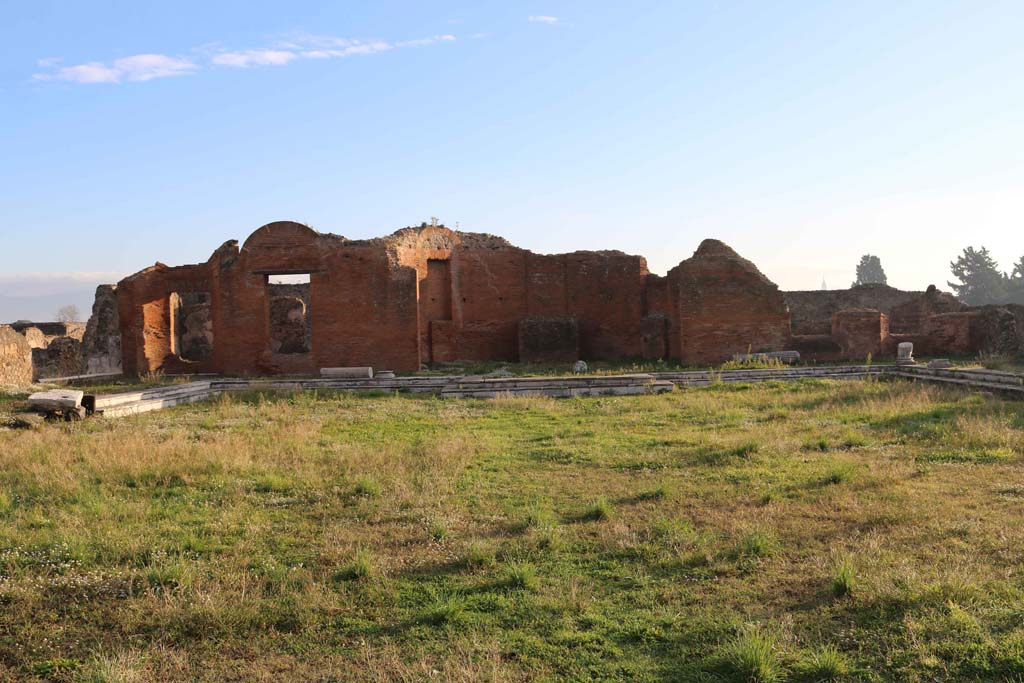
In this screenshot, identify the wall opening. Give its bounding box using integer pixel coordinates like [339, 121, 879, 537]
[170, 291, 213, 362]
[422, 259, 452, 322]
[267, 274, 311, 354]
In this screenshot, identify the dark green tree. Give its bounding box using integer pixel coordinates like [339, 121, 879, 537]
[948, 246, 1008, 305]
[852, 254, 887, 286]
[1009, 255, 1024, 305]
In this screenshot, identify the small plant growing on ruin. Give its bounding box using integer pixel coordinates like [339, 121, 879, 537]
[720, 356, 786, 371]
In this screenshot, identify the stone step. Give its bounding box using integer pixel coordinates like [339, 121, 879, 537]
[889, 371, 1024, 397]
[99, 389, 215, 417]
[898, 366, 1023, 387]
[94, 382, 213, 410]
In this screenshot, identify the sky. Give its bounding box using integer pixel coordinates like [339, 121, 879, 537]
[2, 0, 1023, 321]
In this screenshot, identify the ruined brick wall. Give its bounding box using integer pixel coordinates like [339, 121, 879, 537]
[81, 285, 121, 374]
[785, 285, 923, 335]
[0, 325, 33, 387]
[173, 292, 214, 361]
[8, 322, 87, 380]
[113, 221, 1008, 375]
[964, 305, 1024, 357]
[887, 286, 965, 333]
[438, 248, 648, 363]
[667, 240, 791, 364]
[10, 322, 86, 345]
[32, 336, 84, 380]
[919, 312, 978, 355]
[518, 316, 579, 363]
[831, 309, 889, 360]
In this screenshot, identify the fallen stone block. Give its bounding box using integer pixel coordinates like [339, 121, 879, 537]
[321, 367, 374, 378]
[27, 389, 84, 412]
[10, 412, 46, 429]
[927, 359, 953, 369]
[375, 370, 396, 379]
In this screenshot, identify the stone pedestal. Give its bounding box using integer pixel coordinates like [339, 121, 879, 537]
[897, 342, 916, 366]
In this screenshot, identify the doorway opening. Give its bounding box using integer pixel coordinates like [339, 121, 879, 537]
[267, 273, 311, 354]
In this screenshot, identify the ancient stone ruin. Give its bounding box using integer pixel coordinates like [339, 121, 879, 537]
[0, 325, 33, 387]
[81, 285, 122, 375]
[102, 221, 1022, 376]
[4, 321, 87, 381]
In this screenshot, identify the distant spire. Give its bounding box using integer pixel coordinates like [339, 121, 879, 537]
[821, 277, 828, 291]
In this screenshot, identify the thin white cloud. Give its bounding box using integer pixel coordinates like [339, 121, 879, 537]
[211, 49, 297, 68]
[35, 33, 457, 84]
[35, 54, 198, 84]
[0, 272, 127, 297]
[297, 39, 393, 59]
[528, 15, 559, 24]
[395, 34, 455, 48]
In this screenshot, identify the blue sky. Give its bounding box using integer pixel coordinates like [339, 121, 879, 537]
[2, 1, 1022, 320]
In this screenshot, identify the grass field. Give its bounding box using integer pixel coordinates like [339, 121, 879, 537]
[2, 379, 1024, 682]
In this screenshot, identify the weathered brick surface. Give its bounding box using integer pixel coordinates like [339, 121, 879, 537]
[919, 312, 979, 355]
[831, 309, 889, 360]
[0, 325, 33, 387]
[32, 336, 84, 380]
[786, 285, 917, 335]
[667, 240, 791, 364]
[967, 305, 1024, 356]
[81, 285, 121, 374]
[887, 286, 966, 334]
[518, 316, 579, 363]
[112, 222, 1011, 375]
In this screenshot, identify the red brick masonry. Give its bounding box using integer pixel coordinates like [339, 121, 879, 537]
[116, 222, 1005, 375]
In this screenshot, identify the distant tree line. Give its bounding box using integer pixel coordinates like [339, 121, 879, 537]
[848, 249, 1024, 306]
[947, 247, 1024, 306]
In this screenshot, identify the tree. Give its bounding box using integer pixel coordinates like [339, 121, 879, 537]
[852, 254, 887, 286]
[948, 246, 1008, 306]
[56, 304, 80, 323]
[1009, 255, 1024, 305]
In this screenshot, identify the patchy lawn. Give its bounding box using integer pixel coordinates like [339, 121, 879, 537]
[1, 380, 1024, 682]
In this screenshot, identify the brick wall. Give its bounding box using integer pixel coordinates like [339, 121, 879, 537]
[831, 309, 889, 360]
[111, 222, 1013, 375]
[668, 240, 791, 364]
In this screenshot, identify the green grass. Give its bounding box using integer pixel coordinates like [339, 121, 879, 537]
[581, 496, 614, 521]
[830, 557, 856, 598]
[1, 379, 1024, 681]
[720, 625, 786, 682]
